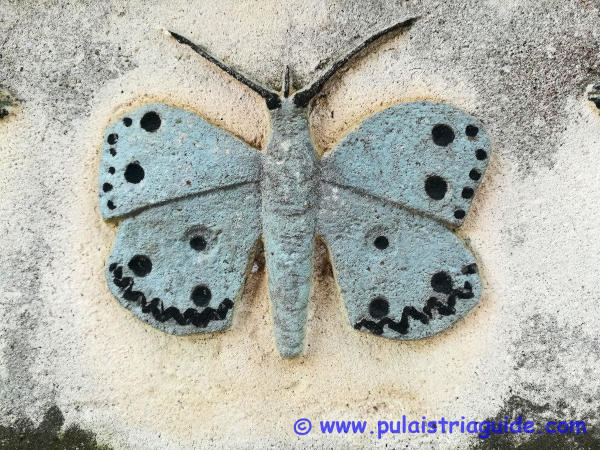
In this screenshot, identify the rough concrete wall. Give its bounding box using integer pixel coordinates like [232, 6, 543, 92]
[0, 0, 599, 448]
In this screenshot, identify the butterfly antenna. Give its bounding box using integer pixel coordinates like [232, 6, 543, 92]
[283, 66, 291, 98]
[169, 31, 281, 109]
[293, 16, 419, 107]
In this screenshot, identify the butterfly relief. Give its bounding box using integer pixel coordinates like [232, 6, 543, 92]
[98, 18, 491, 358]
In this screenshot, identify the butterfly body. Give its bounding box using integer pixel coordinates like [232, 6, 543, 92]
[262, 99, 317, 357]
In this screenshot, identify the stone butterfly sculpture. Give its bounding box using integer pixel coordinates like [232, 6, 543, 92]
[99, 18, 491, 358]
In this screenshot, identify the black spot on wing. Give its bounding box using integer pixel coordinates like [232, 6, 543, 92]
[191, 285, 211, 307]
[469, 169, 481, 181]
[454, 209, 465, 219]
[431, 124, 455, 146]
[461, 187, 474, 199]
[431, 271, 452, 293]
[369, 296, 389, 319]
[465, 125, 479, 137]
[462, 263, 478, 275]
[190, 235, 207, 251]
[124, 163, 144, 183]
[128, 255, 152, 277]
[425, 175, 447, 200]
[140, 111, 161, 132]
[373, 236, 389, 250]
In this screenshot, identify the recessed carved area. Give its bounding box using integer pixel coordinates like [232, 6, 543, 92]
[373, 236, 389, 250]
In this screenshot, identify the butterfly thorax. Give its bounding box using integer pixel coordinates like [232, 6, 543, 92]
[261, 98, 318, 357]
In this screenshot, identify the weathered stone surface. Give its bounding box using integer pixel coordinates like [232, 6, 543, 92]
[1, 0, 600, 448]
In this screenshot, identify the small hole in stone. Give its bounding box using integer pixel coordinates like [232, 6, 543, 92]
[431, 124, 455, 146]
[469, 169, 481, 181]
[191, 285, 211, 307]
[140, 111, 161, 132]
[190, 236, 207, 251]
[465, 125, 479, 137]
[425, 175, 448, 200]
[461, 187, 474, 199]
[109, 148, 116, 156]
[369, 296, 389, 319]
[102, 183, 113, 192]
[476, 149, 487, 160]
[124, 163, 145, 183]
[107, 133, 118, 145]
[431, 271, 453, 294]
[108, 167, 115, 174]
[123, 117, 132, 127]
[373, 236, 389, 250]
[373, 236, 390, 250]
[454, 209, 466, 219]
[128, 255, 152, 277]
[107, 200, 116, 210]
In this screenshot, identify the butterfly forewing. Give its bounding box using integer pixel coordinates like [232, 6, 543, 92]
[320, 101, 491, 227]
[98, 103, 261, 219]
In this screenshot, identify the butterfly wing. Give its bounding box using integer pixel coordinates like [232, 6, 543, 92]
[320, 101, 491, 227]
[99, 104, 261, 334]
[98, 103, 261, 218]
[318, 101, 490, 339]
[319, 183, 480, 339]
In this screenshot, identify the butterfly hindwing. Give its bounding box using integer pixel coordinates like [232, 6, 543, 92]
[318, 183, 481, 339]
[99, 103, 262, 333]
[98, 103, 261, 219]
[320, 101, 491, 227]
[106, 184, 261, 334]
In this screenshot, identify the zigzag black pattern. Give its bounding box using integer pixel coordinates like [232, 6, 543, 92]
[354, 282, 474, 336]
[109, 264, 233, 328]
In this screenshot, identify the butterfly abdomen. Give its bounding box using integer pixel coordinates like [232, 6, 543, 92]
[262, 100, 317, 358]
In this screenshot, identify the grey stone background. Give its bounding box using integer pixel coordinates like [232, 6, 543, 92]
[1, 0, 599, 448]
